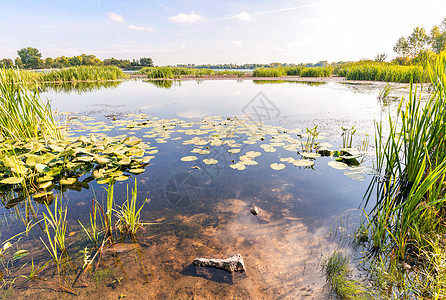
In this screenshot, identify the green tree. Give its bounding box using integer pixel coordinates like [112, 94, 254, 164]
[407, 27, 430, 56]
[68, 56, 83, 66]
[14, 57, 23, 68]
[139, 57, 153, 67]
[44, 57, 53, 68]
[17, 47, 43, 69]
[81, 54, 101, 66]
[430, 23, 446, 54]
[393, 37, 410, 57]
[0, 59, 14, 68]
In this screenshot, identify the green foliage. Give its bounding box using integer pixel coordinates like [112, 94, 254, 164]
[115, 179, 149, 239]
[0, 68, 61, 140]
[362, 52, 446, 297]
[252, 67, 286, 77]
[300, 66, 333, 77]
[322, 251, 371, 299]
[253, 66, 332, 77]
[336, 61, 426, 83]
[41, 66, 127, 82]
[139, 67, 245, 78]
[17, 47, 42, 69]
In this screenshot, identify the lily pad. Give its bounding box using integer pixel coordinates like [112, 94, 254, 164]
[203, 159, 218, 165]
[180, 156, 198, 162]
[293, 159, 314, 167]
[60, 178, 77, 185]
[0, 177, 24, 184]
[128, 168, 145, 175]
[300, 152, 321, 159]
[270, 163, 285, 170]
[328, 161, 349, 170]
[229, 162, 246, 170]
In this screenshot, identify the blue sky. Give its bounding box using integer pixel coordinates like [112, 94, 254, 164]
[1, 0, 445, 65]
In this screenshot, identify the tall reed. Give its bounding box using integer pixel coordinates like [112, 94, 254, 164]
[0, 68, 61, 140]
[362, 52, 446, 297]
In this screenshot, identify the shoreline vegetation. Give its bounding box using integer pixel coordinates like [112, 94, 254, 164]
[0, 54, 442, 85]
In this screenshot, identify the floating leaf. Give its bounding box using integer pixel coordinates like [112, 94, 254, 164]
[33, 191, 53, 199]
[118, 157, 131, 165]
[38, 181, 53, 189]
[93, 169, 105, 179]
[300, 152, 320, 158]
[293, 159, 314, 167]
[0, 177, 24, 184]
[180, 156, 198, 162]
[230, 162, 246, 170]
[94, 156, 109, 164]
[115, 175, 129, 181]
[60, 178, 77, 185]
[35, 163, 49, 173]
[203, 159, 218, 165]
[128, 168, 145, 175]
[270, 163, 285, 170]
[280, 157, 295, 163]
[227, 148, 241, 154]
[328, 161, 349, 170]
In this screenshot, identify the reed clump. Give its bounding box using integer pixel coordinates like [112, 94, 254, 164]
[40, 66, 127, 82]
[0, 68, 62, 140]
[337, 62, 427, 83]
[322, 251, 372, 299]
[362, 52, 446, 297]
[139, 67, 245, 78]
[253, 66, 332, 77]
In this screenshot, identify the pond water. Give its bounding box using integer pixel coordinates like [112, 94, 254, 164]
[0, 79, 408, 299]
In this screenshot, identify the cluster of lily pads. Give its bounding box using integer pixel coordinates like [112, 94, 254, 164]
[0, 134, 151, 207]
[63, 113, 377, 182]
[0, 111, 377, 208]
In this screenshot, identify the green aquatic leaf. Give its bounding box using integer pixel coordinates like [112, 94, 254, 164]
[118, 157, 131, 165]
[97, 178, 112, 184]
[0, 177, 24, 184]
[60, 178, 77, 185]
[115, 175, 129, 181]
[300, 152, 321, 159]
[92, 169, 105, 179]
[38, 181, 53, 190]
[124, 136, 142, 146]
[293, 159, 314, 167]
[270, 163, 286, 170]
[35, 163, 49, 173]
[94, 156, 109, 164]
[229, 162, 246, 170]
[128, 168, 145, 174]
[328, 161, 349, 170]
[37, 175, 54, 182]
[12, 250, 28, 261]
[280, 157, 295, 163]
[180, 156, 198, 162]
[203, 158, 218, 165]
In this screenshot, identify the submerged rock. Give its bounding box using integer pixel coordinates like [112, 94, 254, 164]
[193, 253, 246, 273]
[250, 206, 260, 215]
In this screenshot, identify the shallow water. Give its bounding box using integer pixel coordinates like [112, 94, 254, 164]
[0, 79, 409, 299]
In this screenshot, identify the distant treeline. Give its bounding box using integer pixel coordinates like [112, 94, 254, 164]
[0, 47, 153, 70]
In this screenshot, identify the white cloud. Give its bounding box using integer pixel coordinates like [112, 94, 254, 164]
[168, 12, 203, 24]
[128, 25, 154, 32]
[235, 11, 254, 22]
[232, 41, 242, 47]
[274, 47, 283, 52]
[107, 12, 124, 23]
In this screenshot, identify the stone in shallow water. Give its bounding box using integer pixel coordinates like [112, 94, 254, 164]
[193, 253, 246, 273]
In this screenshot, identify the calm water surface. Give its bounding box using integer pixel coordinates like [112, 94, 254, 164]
[0, 79, 406, 299]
